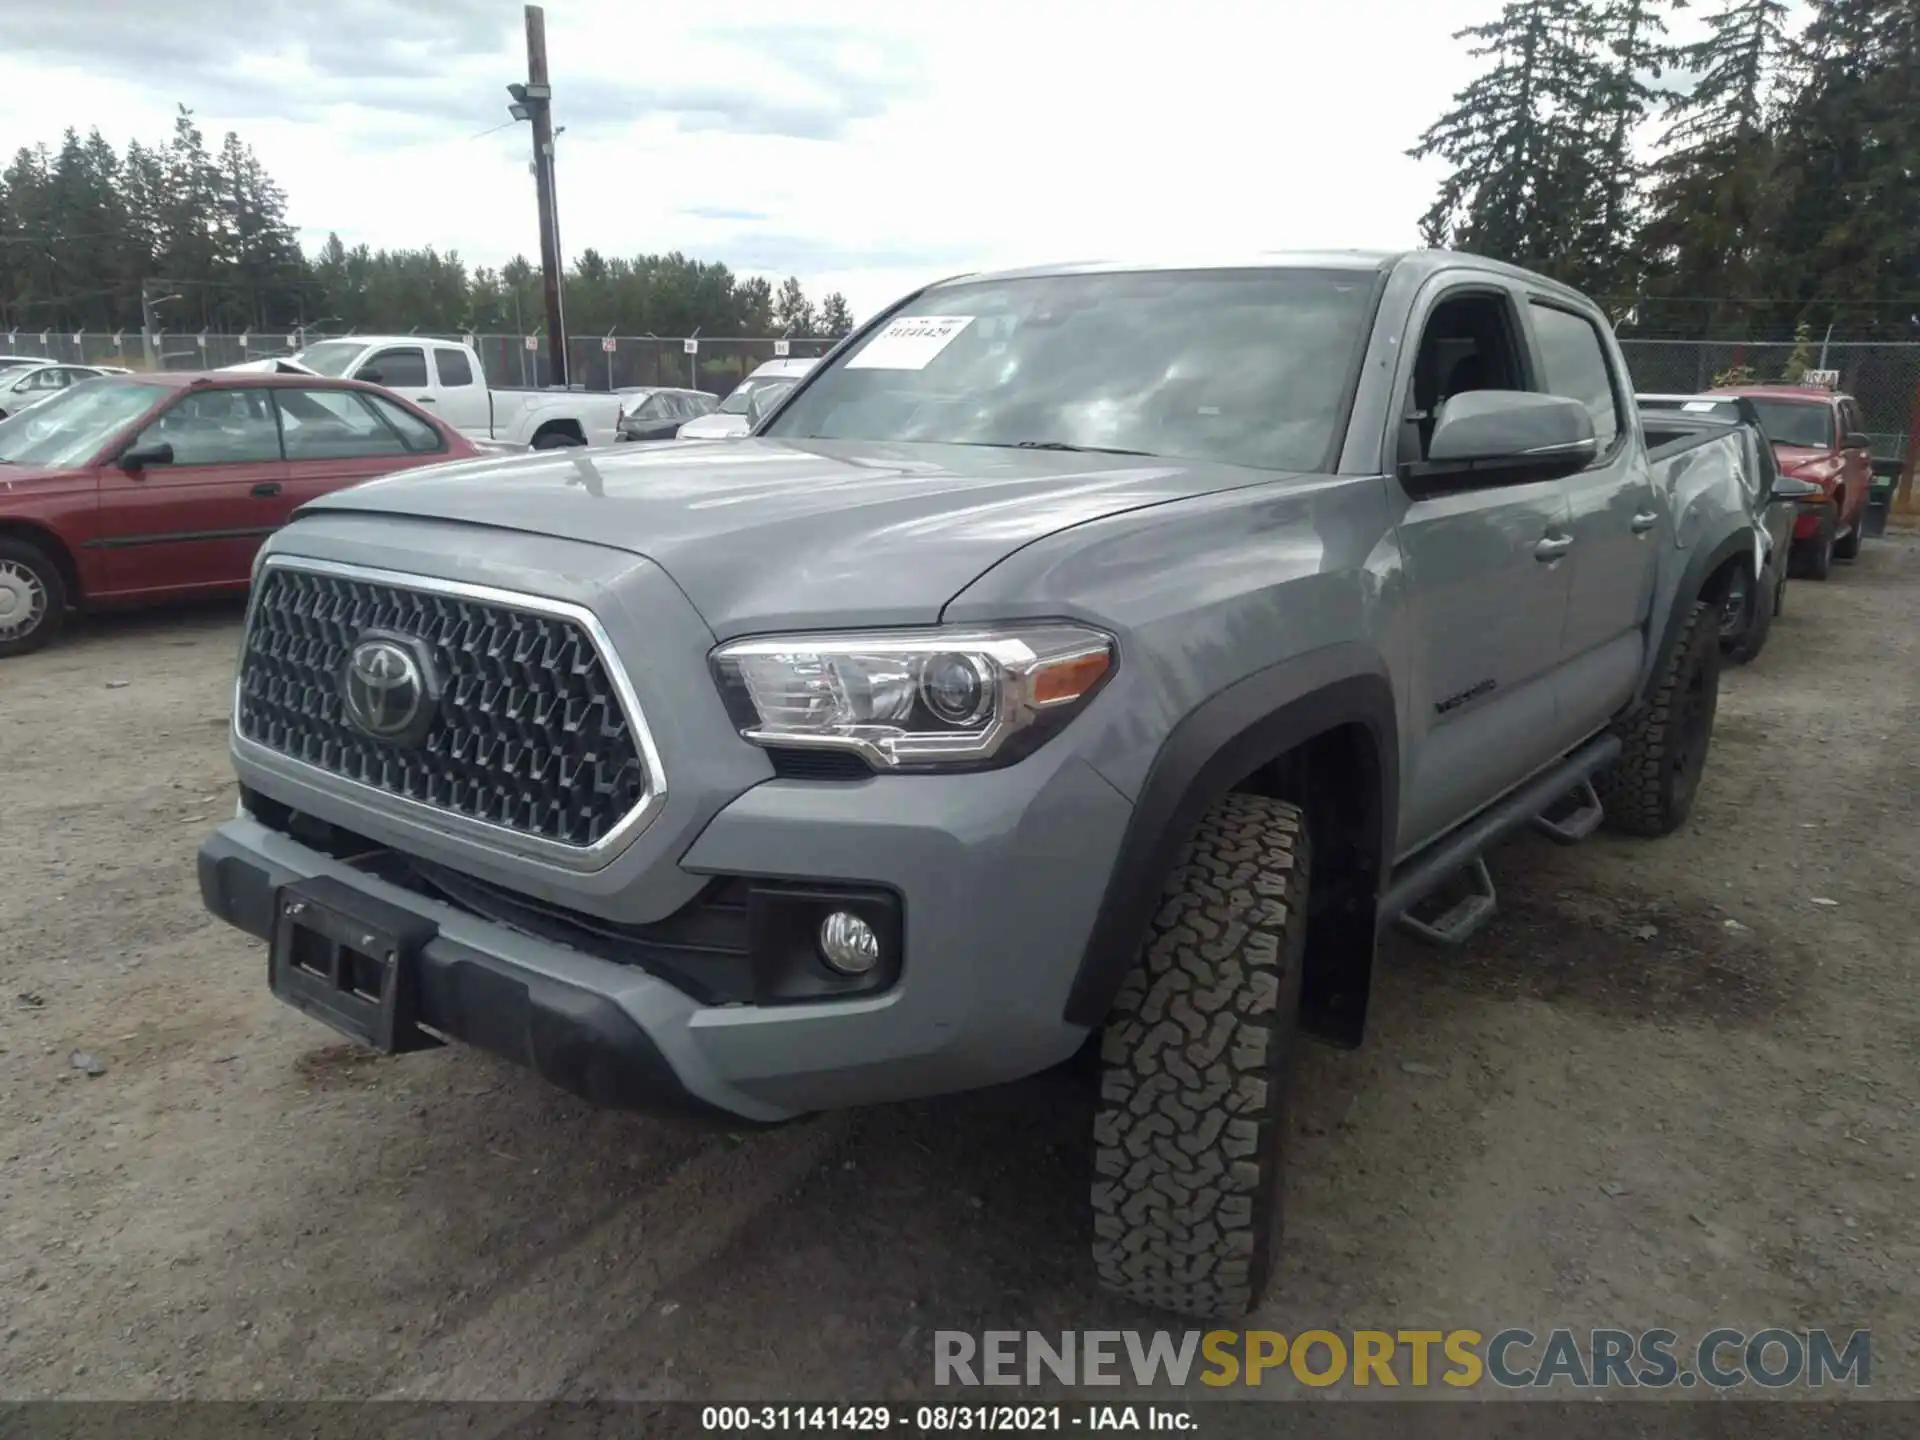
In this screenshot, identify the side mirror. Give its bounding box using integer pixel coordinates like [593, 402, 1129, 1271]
[356, 367, 384, 386]
[1844, 431, 1871, 451]
[1412, 390, 1598, 485]
[119, 441, 174, 471]
[1771, 474, 1824, 503]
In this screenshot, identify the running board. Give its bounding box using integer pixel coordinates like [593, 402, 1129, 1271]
[1531, 778, 1605, 845]
[1395, 856, 1496, 946]
[1380, 734, 1623, 938]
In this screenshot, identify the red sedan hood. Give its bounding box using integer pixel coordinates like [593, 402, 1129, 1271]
[0, 463, 89, 494]
[1773, 444, 1833, 473]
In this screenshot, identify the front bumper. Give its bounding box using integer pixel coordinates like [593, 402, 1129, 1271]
[1791, 496, 1837, 542]
[199, 743, 1131, 1121]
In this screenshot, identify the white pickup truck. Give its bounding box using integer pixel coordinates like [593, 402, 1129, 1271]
[226, 336, 622, 449]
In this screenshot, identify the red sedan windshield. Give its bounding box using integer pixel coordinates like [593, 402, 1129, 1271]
[0, 380, 162, 467]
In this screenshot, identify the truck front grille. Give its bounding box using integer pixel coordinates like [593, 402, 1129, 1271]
[235, 562, 653, 852]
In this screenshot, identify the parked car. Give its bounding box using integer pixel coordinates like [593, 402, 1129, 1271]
[0, 362, 122, 419]
[613, 387, 718, 443]
[677, 357, 818, 439]
[1639, 392, 1826, 663]
[0, 355, 59, 375]
[1706, 381, 1874, 579]
[0, 372, 479, 657]
[227, 336, 626, 449]
[198, 250, 1757, 1320]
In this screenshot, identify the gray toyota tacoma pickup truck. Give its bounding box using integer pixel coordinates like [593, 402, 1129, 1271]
[198, 250, 1759, 1319]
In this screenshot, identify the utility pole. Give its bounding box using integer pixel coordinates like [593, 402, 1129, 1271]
[509, 5, 568, 389]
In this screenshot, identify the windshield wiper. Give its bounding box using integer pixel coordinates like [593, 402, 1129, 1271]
[1010, 440, 1157, 457]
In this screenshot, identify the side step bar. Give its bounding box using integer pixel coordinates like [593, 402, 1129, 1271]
[1380, 734, 1623, 942]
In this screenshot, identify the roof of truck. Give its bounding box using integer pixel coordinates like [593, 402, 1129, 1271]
[924, 249, 1598, 304]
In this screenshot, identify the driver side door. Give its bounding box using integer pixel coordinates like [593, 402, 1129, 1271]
[92, 388, 289, 597]
[1390, 279, 1578, 857]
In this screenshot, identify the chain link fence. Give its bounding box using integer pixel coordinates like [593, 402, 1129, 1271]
[1619, 339, 1920, 466]
[0, 331, 845, 399]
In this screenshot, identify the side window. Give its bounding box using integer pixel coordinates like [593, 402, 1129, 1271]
[358, 346, 428, 389]
[275, 387, 412, 460]
[434, 347, 475, 387]
[1528, 303, 1622, 455]
[131, 389, 283, 465]
[1402, 290, 1529, 464]
[363, 394, 445, 453]
[28, 368, 70, 391]
[1840, 400, 1862, 444]
[636, 394, 672, 421]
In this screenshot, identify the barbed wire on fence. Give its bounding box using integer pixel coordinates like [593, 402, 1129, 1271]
[4, 331, 1915, 460]
[0, 330, 844, 398]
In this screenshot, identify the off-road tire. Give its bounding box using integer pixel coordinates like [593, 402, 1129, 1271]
[1723, 570, 1774, 665]
[1797, 511, 1836, 580]
[1833, 516, 1862, 562]
[0, 535, 65, 658]
[1595, 600, 1720, 837]
[1091, 792, 1310, 1319]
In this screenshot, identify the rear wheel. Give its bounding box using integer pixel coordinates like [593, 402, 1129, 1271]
[531, 427, 585, 450]
[1595, 600, 1720, 837]
[1091, 792, 1310, 1319]
[0, 537, 66, 658]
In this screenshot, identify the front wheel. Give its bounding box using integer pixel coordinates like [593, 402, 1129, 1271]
[1833, 516, 1862, 562]
[1091, 792, 1311, 1319]
[1723, 566, 1774, 665]
[1797, 511, 1836, 580]
[1595, 600, 1721, 837]
[0, 537, 67, 658]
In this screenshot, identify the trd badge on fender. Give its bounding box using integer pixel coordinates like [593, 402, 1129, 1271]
[339, 631, 441, 746]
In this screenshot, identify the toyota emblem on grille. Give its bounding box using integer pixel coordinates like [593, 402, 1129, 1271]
[339, 632, 440, 745]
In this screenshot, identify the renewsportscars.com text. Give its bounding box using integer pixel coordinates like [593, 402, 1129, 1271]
[934, 1328, 1871, 1391]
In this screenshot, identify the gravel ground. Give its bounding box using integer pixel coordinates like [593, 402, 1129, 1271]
[2, 536, 1916, 1404]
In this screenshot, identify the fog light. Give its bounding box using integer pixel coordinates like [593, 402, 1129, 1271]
[818, 911, 879, 975]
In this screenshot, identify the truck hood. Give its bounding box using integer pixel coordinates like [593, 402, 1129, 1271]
[299, 437, 1286, 636]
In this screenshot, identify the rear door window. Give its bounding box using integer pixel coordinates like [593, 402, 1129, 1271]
[434, 347, 476, 387]
[1527, 303, 1622, 454]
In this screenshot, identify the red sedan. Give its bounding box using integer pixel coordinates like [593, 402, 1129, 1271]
[0, 372, 479, 656]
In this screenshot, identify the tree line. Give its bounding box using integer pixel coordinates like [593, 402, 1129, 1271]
[1414, 0, 1916, 339]
[0, 106, 856, 340]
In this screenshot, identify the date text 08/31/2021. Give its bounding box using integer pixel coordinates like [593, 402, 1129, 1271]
[700, 1407, 1190, 1432]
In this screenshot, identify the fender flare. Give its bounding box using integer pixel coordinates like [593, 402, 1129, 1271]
[1635, 524, 1755, 707]
[1061, 647, 1398, 1027]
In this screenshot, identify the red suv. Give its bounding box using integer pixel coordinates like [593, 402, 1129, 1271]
[0, 371, 479, 657]
[1708, 383, 1874, 579]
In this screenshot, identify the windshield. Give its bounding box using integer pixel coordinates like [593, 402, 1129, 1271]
[290, 341, 365, 377]
[718, 375, 785, 415]
[764, 268, 1380, 470]
[0, 379, 163, 467]
[1747, 398, 1834, 450]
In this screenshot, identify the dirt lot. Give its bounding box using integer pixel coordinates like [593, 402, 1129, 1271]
[3, 537, 1917, 1404]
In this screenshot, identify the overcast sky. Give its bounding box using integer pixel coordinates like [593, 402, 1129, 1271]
[0, 1, 1620, 321]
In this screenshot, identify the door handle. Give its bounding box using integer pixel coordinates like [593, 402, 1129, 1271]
[251, 482, 281, 498]
[1631, 510, 1659, 533]
[1534, 534, 1574, 561]
[414, 396, 437, 404]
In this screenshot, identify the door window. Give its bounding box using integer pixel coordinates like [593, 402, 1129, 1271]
[635, 394, 673, 421]
[128, 389, 283, 465]
[1527, 303, 1622, 455]
[363, 394, 446, 453]
[1402, 291, 1529, 465]
[358, 346, 429, 388]
[434, 347, 476, 387]
[276, 387, 417, 460]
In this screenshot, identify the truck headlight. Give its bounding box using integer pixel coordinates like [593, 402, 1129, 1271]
[710, 625, 1115, 771]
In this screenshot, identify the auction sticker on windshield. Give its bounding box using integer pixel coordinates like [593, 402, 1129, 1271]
[844, 316, 974, 370]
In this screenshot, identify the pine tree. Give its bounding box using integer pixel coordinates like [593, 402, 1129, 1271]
[772, 275, 816, 337]
[1568, 0, 1674, 297]
[1409, 0, 1614, 278]
[1638, 0, 1790, 335]
[1766, 0, 1920, 334]
[818, 292, 855, 336]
